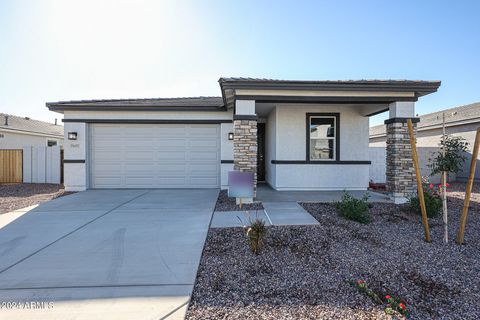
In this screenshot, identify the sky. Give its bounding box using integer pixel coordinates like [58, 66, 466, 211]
[0, 0, 479, 126]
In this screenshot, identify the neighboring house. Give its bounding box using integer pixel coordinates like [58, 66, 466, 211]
[47, 77, 440, 204]
[370, 102, 480, 181]
[0, 113, 64, 148]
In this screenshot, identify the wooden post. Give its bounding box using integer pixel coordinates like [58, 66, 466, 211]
[456, 128, 480, 244]
[442, 113, 448, 243]
[407, 119, 431, 242]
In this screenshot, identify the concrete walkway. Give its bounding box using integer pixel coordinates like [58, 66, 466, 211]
[256, 184, 391, 203]
[210, 202, 318, 228]
[0, 189, 219, 320]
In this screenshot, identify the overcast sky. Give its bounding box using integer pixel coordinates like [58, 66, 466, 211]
[1, 0, 479, 126]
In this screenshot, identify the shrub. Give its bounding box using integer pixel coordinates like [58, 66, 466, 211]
[335, 191, 371, 224]
[408, 186, 442, 218]
[237, 211, 267, 254]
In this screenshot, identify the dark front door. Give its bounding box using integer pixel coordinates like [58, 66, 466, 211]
[257, 123, 266, 182]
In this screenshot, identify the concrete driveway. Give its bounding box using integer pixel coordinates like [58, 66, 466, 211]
[0, 189, 219, 320]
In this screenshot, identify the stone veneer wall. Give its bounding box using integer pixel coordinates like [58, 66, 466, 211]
[385, 119, 417, 200]
[233, 119, 258, 195]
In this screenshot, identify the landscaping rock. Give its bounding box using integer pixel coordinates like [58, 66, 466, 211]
[214, 189, 264, 212]
[0, 183, 70, 214]
[187, 182, 480, 319]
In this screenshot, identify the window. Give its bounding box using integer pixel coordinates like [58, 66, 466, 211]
[307, 114, 339, 161]
[47, 140, 57, 147]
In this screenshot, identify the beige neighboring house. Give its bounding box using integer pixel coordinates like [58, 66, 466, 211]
[0, 113, 64, 149]
[370, 102, 480, 181]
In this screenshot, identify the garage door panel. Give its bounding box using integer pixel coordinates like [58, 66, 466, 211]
[93, 163, 122, 172]
[190, 177, 218, 187]
[92, 149, 122, 160]
[190, 151, 219, 160]
[157, 126, 187, 136]
[125, 176, 156, 186]
[155, 177, 187, 187]
[189, 126, 218, 135]
[157, 151, 187, 160]
[92, 176, 123, 187]
[124, 151, 155, 161]
[90, 124, 220, 188]
[190, 163, 218, 173]
[156, 138, 187, 148]
[189, 139, 218, 148]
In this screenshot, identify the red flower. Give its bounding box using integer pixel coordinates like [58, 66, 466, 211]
[429, 183, 434, 189]
[385, 295, 391, 299]
[399, 303, 406, 310]
[357, 280, 364, 283]
[446, 183, 450, 187]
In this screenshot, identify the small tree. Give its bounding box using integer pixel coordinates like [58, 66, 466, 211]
[428, 136, 469, 176]
[428, 135, 468, 243]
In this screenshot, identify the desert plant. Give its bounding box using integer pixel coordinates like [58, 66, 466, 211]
[237, 211, 267, 254]
[335, 191, 371, 224]
[351, 280, 410, 318]
[408, 184, 442, 218]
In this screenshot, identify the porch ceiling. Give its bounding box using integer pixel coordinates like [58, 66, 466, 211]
[255, 102, 389, 118]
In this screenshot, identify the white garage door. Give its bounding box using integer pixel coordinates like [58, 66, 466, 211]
[89, 124, 220, 188]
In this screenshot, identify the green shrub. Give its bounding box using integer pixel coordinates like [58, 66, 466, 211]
[335, 191, 371, 224]
[237, 211, 267, 254]
[408, 189, 442, 218]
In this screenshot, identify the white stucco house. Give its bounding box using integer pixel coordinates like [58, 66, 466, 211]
[47, 77, 440, 203]
[0, 113, 63, 148]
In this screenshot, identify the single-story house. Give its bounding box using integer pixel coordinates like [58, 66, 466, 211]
[370, 101, 480, 181]
[0, 113, 64, 148]
[47, 78, 440, 203]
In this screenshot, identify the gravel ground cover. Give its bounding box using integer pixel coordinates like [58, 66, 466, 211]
[187, 184, 480, 319]
[214, 189, 264, 211]
[0, 183, 70, 214]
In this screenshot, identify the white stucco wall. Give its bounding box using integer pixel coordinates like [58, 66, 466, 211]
[0, 130, 63, 149]
[63, 122, 88, 191]
[269, 104, 370, 190]
[220, 122, 234, 188]
[265, 108, 277, 187]
[63, 110, 232, 120]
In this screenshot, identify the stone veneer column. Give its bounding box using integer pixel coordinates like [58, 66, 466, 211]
[385, 118, 419, 203]
[233, 119, 258, 196]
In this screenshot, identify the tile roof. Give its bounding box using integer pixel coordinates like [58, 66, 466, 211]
[219, 77, 440, 86]
[370, 102, 480, 137]
[48, 96, 224, 107]
[0, 113, 63, 137]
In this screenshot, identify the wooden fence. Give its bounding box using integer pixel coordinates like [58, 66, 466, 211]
[0, 149, 23, 183]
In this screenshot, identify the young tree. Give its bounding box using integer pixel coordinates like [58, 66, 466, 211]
[428, 134, 469, 243]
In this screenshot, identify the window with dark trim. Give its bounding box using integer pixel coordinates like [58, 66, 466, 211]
[306, 113, 340, 161]
[47, 140, 57, 147]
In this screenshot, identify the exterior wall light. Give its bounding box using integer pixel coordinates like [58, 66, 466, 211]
[228, 132, 234, 140]
[68, 132, 78, 140]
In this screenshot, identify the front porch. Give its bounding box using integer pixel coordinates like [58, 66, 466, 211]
[220, 78, 441, 204]
[256, 184, 391, 203]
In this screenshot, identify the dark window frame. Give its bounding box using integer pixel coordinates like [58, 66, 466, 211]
[306, 113, 340, 162]
[47, 140, 58, 147]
